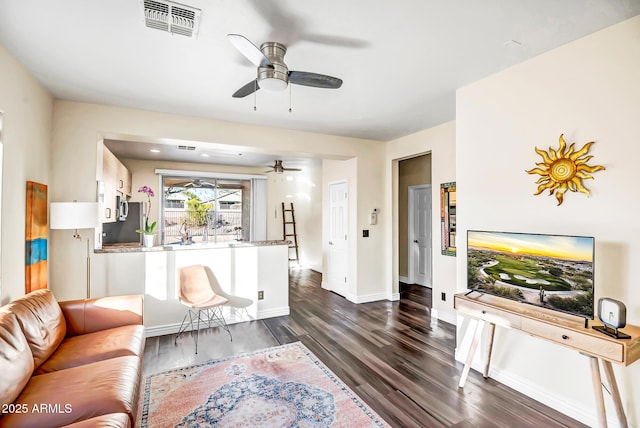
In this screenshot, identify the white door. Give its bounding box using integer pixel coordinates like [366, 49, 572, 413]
[327, 181, 348, 297]
[409, 185, 432, 287]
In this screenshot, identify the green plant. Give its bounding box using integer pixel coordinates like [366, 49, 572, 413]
[186, 196, 212, 226]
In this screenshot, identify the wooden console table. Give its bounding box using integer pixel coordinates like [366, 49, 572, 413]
[454, 292, 640, 428]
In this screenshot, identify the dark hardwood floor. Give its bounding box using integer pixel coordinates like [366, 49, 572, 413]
[143, 269, 586, 428]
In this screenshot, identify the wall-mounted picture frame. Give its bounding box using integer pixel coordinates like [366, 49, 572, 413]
[26, 181, 48, 293]
[441, 182, 456, 256]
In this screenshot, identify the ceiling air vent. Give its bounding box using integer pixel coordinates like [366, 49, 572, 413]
[177, 145, 196, 151]
[140, 0, 201, 38]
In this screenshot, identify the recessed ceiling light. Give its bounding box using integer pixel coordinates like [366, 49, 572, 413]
[201, 153, 209, 157]
[150, 149, 161, 153]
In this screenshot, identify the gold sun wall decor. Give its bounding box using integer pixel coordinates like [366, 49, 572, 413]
[526, 134, 605, 206]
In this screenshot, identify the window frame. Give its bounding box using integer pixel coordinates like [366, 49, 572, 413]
[155, 169, 267, 245]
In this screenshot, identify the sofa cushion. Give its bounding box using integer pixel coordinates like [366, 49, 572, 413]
[0, 309, 34, 407]
[8, 289, 66, 368]
[61, 413, 130, 428]
[60, 295, 143, 337]
[0, 356, 141, 428]
[35, 325, 145, 374]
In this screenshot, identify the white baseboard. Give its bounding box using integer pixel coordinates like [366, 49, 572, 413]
[454, 346, 624, 428]
[432, 308, 457, 325]
[320, 282, 387, 304]
[144, 307, 290, 338]
[399, 277, 433, 288]
[257, 307, 290, 319]
[145, 315, 252, 337]
[145, 324, 182, 337]
[387, 293, 400, 301]
[289, 262, 322, 273]
[347, 292, 387, 304]
[306, 264, 322, 273]
[485, 363, 612, 427]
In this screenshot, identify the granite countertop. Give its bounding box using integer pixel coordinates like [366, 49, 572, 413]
[96, 240, 290, 253]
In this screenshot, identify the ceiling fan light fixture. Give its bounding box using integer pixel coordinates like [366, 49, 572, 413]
[257, 57, 289, 92]
[259, 77, 288, 92]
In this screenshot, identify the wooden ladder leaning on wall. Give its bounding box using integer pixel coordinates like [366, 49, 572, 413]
[281, 202, 299, 265]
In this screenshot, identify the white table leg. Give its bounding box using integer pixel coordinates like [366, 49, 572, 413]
[458, 319, 485, 388]
[601, 360, 628, 428]
[588, 355, 608, 428]
[483, 323, 496, 378]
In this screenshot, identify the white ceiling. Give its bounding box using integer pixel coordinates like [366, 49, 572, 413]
[102, 137, 315, 169]
[1, 0, 638, 165]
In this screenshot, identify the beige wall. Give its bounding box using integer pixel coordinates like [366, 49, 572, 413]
[398, 154, 431, 278]
[385, 121, 456, 318]
[456, 15, 640, 426]
[49, 101, 386, 301]
[355, 146, 387, 298]
[267, 159, 323, 271]
[0, 45, 53, 304]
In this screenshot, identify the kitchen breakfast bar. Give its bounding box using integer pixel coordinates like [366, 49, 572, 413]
[92, 240, 290, 337]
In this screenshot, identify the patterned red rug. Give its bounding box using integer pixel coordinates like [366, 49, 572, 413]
[138, 342, 390, 427]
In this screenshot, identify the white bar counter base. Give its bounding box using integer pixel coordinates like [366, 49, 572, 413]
[92, 241, 290, 336]
[454, 292, 640, 428]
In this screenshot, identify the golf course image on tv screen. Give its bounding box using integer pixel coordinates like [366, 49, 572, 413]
[467, 230, 594, 319]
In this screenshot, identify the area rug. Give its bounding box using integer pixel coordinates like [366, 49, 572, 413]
[138, 342, 390, 427]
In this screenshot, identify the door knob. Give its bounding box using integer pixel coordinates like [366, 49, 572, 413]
[413, 240, 418, 243]
[329, 241, 333, 245]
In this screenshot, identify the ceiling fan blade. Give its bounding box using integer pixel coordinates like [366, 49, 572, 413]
[289, 71, 342, 89]
[227, 34, 272, 68]
[300, 33, 369, 49]
[233, 80, 260, 98]
[282, 167, 302, 171]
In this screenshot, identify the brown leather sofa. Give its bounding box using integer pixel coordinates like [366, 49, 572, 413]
[0, 289, 145, 427]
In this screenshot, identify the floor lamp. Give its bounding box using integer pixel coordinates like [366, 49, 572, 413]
[50, 201, 99, 299]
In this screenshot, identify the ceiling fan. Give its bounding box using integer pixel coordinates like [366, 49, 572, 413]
[265, 160, 301, 174]
[227, 33, 343, 98]
[173, 179, 217, 188]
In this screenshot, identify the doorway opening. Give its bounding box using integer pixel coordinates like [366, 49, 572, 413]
[398, 154, 432, 291]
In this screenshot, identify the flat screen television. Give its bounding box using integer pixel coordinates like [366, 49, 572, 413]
[467, 230, 595, 319]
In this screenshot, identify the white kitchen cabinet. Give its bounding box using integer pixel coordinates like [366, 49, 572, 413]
[116, 159, 132, 196]
[102, 147, 117, 223]
[101, 146, 132, 223]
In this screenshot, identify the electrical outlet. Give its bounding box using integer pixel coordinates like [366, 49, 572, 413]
[441, 292, 446, 301]
[258, 290, 264, 300]
[363, 230, 369, 237]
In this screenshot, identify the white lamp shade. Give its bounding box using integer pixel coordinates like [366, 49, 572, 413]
[50, 202, 99, 230]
